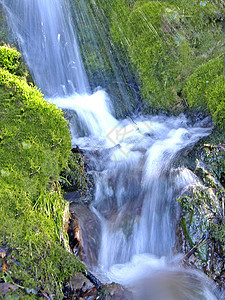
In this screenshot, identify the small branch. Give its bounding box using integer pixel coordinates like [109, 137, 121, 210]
[44, 138, 63, 149]
[82, 270, 102, 292]
[55, 181, 60, 196]
[23, 166, 41, 177]
[183, 235, 207, 261]
[15, 131, 22, 138]
[78, 165, 93, 187]
[224, 54, 225, 80]
[8, 208, 26, 218]
[203, 143, 225, 151]
[209, 242, 214, 274]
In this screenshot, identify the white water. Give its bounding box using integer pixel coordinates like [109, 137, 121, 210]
[2, 1, 222, 299]
[51, 91, 210, 265]
[53, 92, 220, 299]
[1, 0, 89, 96]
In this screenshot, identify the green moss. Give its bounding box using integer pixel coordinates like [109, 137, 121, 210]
[0, 45, 27, 77]
[185, 56, 225, 129]
[0, 66, 72, 192]
[0, 46, 86, 298]
[85, 0, 224, 117]
[0, 190, 85, 297]
[60, 152, 90, 194]
[125, 0, 224, 112]
[127, 2, 178, 111]
[177, 130, 225, 284]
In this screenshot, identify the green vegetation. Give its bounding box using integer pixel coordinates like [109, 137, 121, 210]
[126, 0, 224, 114]
[1, 0, 225, 295]
[0, 46, 27, 76]
[0, 45, 85, 298]
[61, 152, 90, 194]
[83, 0, 225, 124]
[185, 56, 225, 129]
[177, 131, 225, 287]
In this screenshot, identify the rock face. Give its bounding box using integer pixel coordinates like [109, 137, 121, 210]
[67, 196, 102, 266]
[176, 135, 225, 291]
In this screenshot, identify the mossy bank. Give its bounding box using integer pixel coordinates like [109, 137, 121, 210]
[77, 0, 225, 125]
[0, 45, 86, 299]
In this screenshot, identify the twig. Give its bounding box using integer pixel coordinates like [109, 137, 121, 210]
[15, 131, 22, 138]
[55, 181, 60, 196]
[224, 54, 225, 80]
[203, 143, 225, 151]
[8, 208, 26, 218]
[44, 138, 63, 149]
[183, 235, 207, 261]
[82, 270, 102, 291]
[222, 197, 225, 217]
[23, 166, 41, 177]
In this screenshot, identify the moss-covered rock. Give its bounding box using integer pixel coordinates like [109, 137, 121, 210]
[184, 56, 225, 129]
[126, 0, 224, 112]
[0, 45, 27, 77]
[70, 0, 140, 118]
[177, 132, 225, 289]
[0, 45, 86, 298]
[82, 0, 225, 121]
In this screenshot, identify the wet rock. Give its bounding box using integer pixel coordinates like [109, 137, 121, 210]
[70, 272, 96, 298]
[68, 202, 101, 266]
[176, 148, 225, 291]
[68, 210, 85, 260]
[100, 283, 134, 300]
[64, 191, 82, 203]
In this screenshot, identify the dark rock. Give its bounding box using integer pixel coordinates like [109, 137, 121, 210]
[68, 202, 101, 266]
[72, 146, 84, 155]
[70, 272, 95, 297]
[100, 283, 134, 300]
[176, 159, 225, 290]
[64, 191, 82, 203]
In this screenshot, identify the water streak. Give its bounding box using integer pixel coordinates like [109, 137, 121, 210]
[1, 0, 89, 96]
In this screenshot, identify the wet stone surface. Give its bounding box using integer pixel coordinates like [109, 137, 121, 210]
[67, 197, 101, 266]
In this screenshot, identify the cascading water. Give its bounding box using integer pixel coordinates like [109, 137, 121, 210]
[1, 0, 222, 299]
[1, 0, 89, 96]
[69, 0, 141, 117]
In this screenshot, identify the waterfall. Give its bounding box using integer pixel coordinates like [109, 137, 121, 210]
[1, 0, 89, 96]
[68, 0, 141, 117]
[53, 95, 211, 267]
[1, 0, 222, 299]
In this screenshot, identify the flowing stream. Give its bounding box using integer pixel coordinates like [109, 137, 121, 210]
[1, 0, 223, 299]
